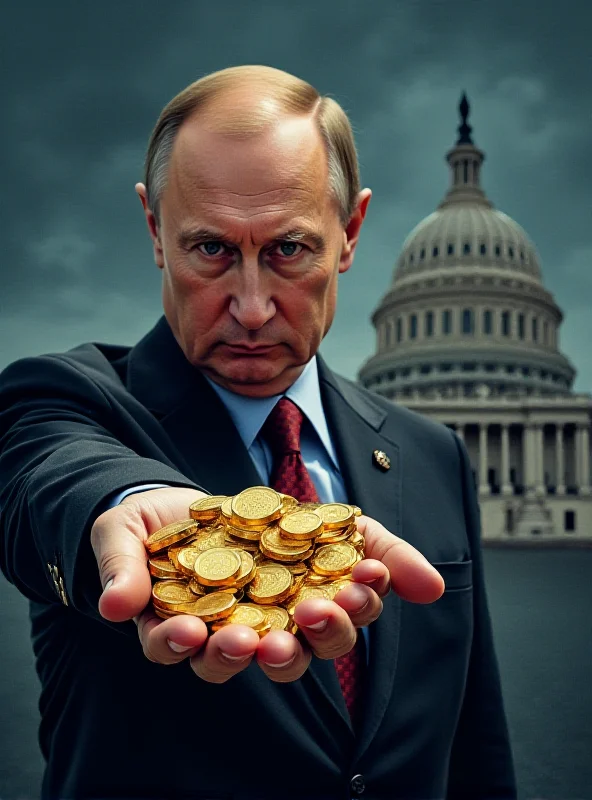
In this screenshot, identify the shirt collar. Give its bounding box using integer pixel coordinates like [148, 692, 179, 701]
[204, 356, 339, 470]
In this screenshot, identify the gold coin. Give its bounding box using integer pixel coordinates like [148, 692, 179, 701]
[349, 530, 365, 549]
[175, 546, 201, 577]
[220, 495, 234, 520]
[260, 527, 312, 556]
[246, 564, 293, 604]
[146, 519, 198, 554]
[311, 543, 359, 577]
[256, 620, 273, 637]
[189, 495, 228, 522]
[316, 527, 353, 544]
[152, 580, 200, 612]
[304, 572, 332, 586]
[225, 535, 260, 552]
[192, 526, 227, 551]
[223, 603, 267, 630]
[225, 524, 263, 541]
[325, 577, 355, 599]
[148, 555, 185, 580]
[154, 606, 177, 619]
[352, 505, 362, 517]
[259, 540, 314, 564]
[232, 549, 256, 588]
[298, 502, 321, 512]
[188, 577, 207, 595]
[262, 605, 290, 631]
[189, 592, 237, 622]
[279, 510, 323, 541]
[287, 585, 332, 615]
[194, 547, 241, 587]
[231, 486, 282, 528]
[316, 503, 355, 531]
[279, 494, 299, 514]
[286, 562, 308, 576]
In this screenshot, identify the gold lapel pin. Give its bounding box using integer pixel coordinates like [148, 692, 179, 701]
[373, 449, 391, 471]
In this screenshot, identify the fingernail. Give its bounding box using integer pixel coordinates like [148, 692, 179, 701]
[262, 654, 296, 668]
[104, 579, 114, 592]
[220, 651, 252, 663]
[168, 640, 193, 653]
[303, 618, 329, 632]
[353, 599, 370, 613]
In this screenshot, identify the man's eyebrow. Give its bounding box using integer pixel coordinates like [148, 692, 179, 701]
[177, 226, 326, 251]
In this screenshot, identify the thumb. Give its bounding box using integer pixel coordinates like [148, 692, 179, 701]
[358, 515, 445, 604]
[92, 515, 153, 623]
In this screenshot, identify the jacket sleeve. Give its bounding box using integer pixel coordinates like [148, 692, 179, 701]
[0, 353, 202, 628]
[446, 432, 518, 799]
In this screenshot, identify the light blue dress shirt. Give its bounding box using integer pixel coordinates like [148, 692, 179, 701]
[109, 356, 369, 655]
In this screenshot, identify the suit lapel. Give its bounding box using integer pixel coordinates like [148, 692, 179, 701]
[127, 316, 260, 493]
[317, 356, 403, 760]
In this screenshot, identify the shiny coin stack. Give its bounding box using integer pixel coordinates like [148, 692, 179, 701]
[145, 487, 365, 636]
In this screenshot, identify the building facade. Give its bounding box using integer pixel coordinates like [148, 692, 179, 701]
[358, 95, 592, 544]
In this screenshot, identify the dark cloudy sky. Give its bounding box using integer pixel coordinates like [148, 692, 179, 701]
[1, 0, 591, 389]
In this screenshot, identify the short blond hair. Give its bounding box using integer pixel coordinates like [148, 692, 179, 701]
[143, 65, 360, 227]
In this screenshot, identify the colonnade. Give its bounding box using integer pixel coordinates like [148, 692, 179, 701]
[453, 422, 591, 497]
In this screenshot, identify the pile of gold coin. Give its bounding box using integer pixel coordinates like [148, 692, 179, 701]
[144, 487, 365, 636]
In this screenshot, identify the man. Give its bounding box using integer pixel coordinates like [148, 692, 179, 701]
[0, 65, 516, 799]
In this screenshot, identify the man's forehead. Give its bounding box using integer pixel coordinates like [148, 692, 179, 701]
[168, 114, 327, 202]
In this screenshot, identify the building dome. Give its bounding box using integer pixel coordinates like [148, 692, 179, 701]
[358, 93, 576, 402]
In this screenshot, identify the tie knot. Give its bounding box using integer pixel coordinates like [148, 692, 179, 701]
[262, 397, 304, 456]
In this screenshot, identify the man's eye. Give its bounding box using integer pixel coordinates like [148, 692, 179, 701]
[196, 242, 225, 257]
[277, 242, 303, 258]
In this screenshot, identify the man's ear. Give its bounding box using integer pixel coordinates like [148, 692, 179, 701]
[135, 182, 164, 269]
[338, 188, 372, 274]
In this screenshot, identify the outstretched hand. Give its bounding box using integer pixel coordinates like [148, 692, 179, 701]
[91, 487, 445, 684]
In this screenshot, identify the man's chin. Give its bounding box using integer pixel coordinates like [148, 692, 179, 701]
[203, 359, 301, 397]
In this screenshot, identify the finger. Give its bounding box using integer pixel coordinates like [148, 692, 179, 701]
[332, 582, 383, 628]
[92, 504, 153, 623]
[256, 630, 311, 682]
[292, 599, 357, 659]
[358, 515, 445, 603]
[351, 558, 391, 597]
[135, 609, 208, 665]
[190, 625, 260, 684]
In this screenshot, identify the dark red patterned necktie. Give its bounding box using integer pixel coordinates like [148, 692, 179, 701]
[261, 397, 364, 723]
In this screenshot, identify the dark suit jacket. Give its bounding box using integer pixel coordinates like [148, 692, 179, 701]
[0, 315, 516, 800]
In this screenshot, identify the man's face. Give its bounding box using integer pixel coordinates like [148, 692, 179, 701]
[137, 102, 370, 397]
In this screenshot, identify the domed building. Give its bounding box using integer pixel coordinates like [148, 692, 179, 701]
[358, 95, 592, 543]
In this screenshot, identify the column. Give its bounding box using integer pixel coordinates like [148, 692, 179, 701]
[523, 424, 535, 496]
[555, 424, 566, 495]
[582, 424, 590, 495]
[576, 424, 591, 495]
[535, 424, 546, 496]
[479, 423, 490, 496]
[501, 423, 512, 495]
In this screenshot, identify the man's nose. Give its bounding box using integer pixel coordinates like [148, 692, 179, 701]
[228, 267, 276, 330]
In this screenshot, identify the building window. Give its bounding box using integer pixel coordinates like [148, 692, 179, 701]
[543, 320, 549, 344]
[518, 313, 525, 339]
[520, 250, 525, 263]
[409, 253, 414, 264]
[396, 317, 403, 343]
[442, 309, 452, 334]
[447, 243, 454, 256]
[532, 317, 538, 341]
[432, 246, 439, 258]
[425, 311, 434, 337]
[502, 311, 511, 336]
[483, 309, 493, 334]
[409, 314, 418, 339]
[463, 242, 471, 255]
[495, 244, 501, 257]
[485, 363, 496, 372]
[420, 364, 432, 374]
[565, 510, 576, 532]
[462, 308, 474, 334]
[522, 366, 531, 376]
[420, 248, 425, 260]
[508, 246, 514, 259]
[480, 243, 487, 255]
